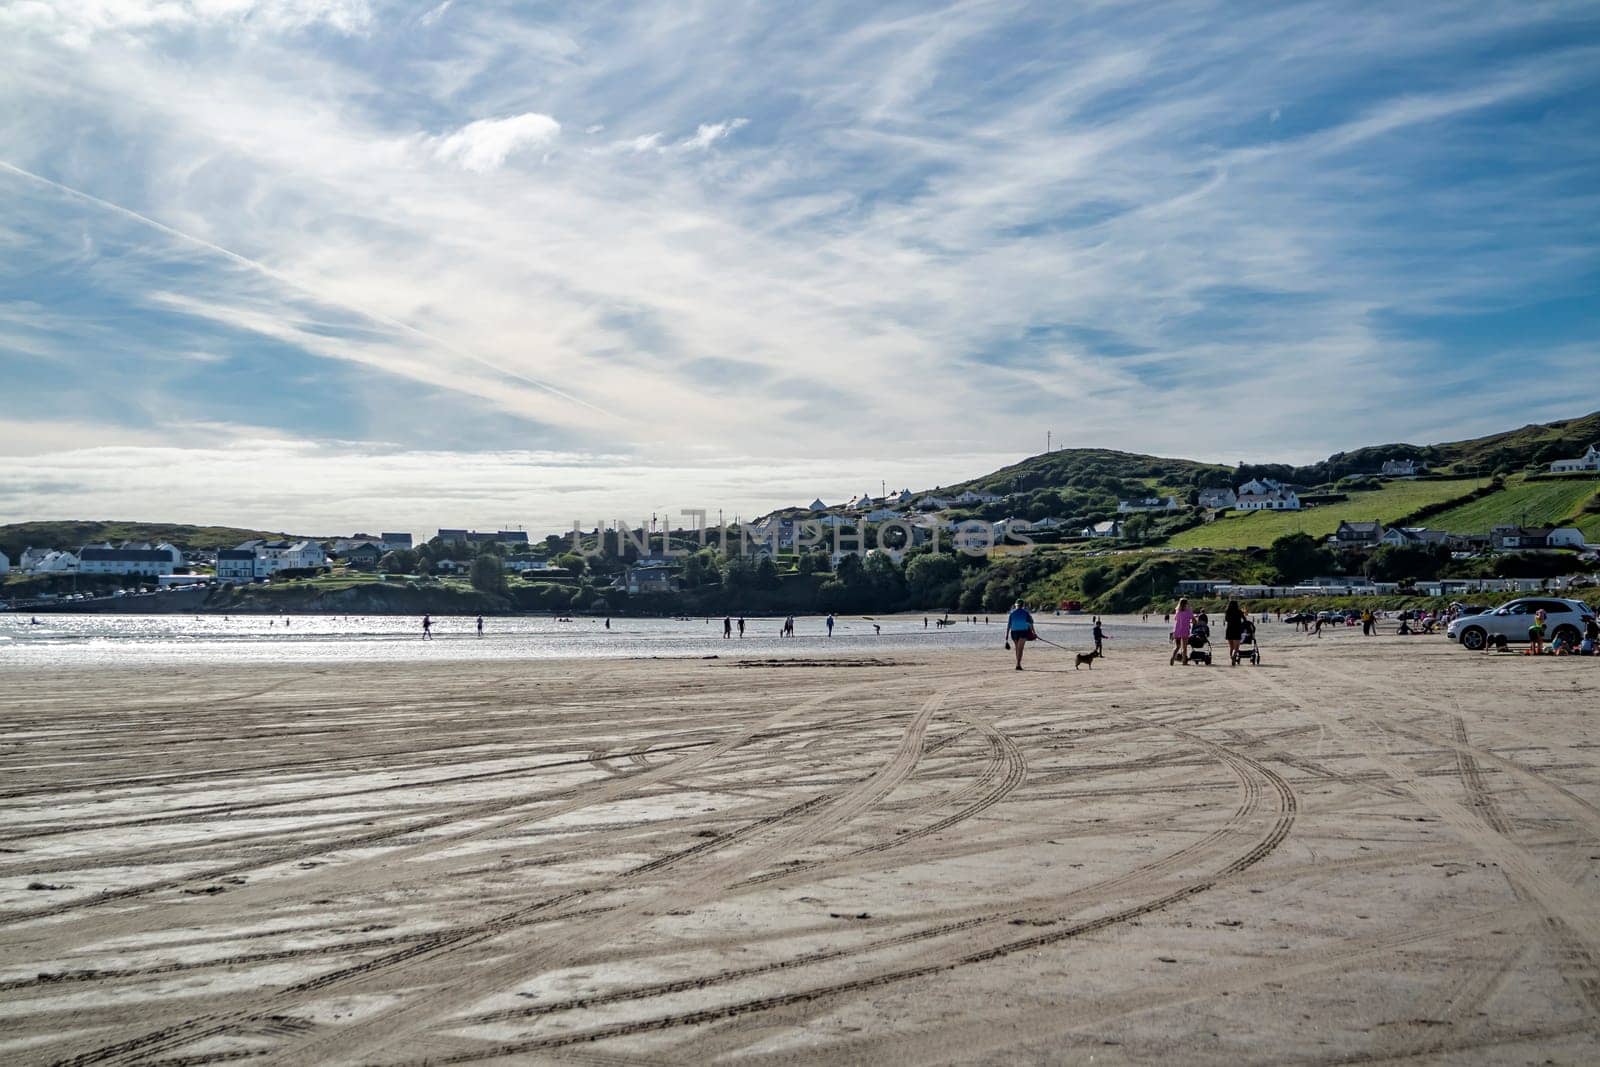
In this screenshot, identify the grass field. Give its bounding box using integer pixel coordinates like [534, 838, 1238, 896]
[1423, 475, 1600, 535]
[1166, 477, 1490, 549]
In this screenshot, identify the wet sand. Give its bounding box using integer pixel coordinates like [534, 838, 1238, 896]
[2, 626, 1598, 1064]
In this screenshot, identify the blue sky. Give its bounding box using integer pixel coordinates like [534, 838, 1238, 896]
[1, 0, 1598, 533]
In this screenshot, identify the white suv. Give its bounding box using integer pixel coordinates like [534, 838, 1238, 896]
[1447, 597, 1595, 651]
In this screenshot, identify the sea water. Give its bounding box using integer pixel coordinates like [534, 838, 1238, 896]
[0, 613, 1180, 669]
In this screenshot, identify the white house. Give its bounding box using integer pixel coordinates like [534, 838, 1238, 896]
[1237, 487, 1301, 511]
[1379, 527, 1449, 547]
[915, 495, 952, 510]
[1380, 459, 1420, 477]
[78, 543, 182, 576]
[863, 507, 905, 523]
[1548, 527, 1587, 548]
[1198, 488, 1237, 509]
[225, 539, 329, 579]
[216, 549, 259, 582]
[1237, 478, 1283, 496]
[1082, 520, 1122, 538]
[23, 549, 79, 574]
[808, 498, 828, 512]
[1117, 496, 1181, 514]
[1550, 445, 1600, 473]
[954, 489, 1002, 506]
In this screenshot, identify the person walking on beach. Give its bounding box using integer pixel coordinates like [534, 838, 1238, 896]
[1092, 616, 1106, 657]
[1169, 598, 1194, 665]
[476, 615, 484, 637]
[605, 617, 610, 630]
[1224, 598, 1247, 665]
[1007, 601, 1035, 670]
[723, 616, 732, 639]
[826, 613, 835, 637]
[422, 615, 433, 640]
[737, 616, 746, 638]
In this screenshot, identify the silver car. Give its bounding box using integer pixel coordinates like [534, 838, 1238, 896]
[1447, 596, 1595, 651]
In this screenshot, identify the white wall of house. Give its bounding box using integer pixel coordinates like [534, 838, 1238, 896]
[1550, 446, 1600, 473]
[0, 549, 8, 575]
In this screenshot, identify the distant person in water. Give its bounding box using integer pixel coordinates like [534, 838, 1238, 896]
[723, 616, 732, 638]
[476, 615, 484, 637]
[826, 613, 835, 636]
[738, 616, 746, 637]
[873, 623, 881, 634]
[422, 615, 433, 640]
[604, 617, 610, 630]
[1007, 601, 1035, 670]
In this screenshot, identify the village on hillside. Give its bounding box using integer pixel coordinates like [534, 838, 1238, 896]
[3, 443, 1599, 613]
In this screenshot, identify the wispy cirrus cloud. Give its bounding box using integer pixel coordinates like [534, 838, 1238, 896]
[1, 1, 1597, 531]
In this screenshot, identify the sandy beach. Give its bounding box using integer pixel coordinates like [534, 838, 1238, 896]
[2, 626, 1599, 1064]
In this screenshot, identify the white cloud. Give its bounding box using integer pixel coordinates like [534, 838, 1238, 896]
[431, 112, 561, 172]
[0, 0, 375, 43]
[0, 432, 1021, 535]
[417, 1, 453, 29]
[681, 118, 748, 150]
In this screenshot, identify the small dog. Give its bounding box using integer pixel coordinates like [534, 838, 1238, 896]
[1074, 650, 1100, 670]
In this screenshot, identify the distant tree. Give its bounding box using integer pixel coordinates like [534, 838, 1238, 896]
[982, 580, 1017, 614]
[905, 553, 960, 606]
[380, 549, 417, 575]
[720, 554, 755, 591]
[1268, 533, 1334, 584]
[470, 554, 506, 594]
[754, 556, 780, 590]
[555, 552, 587, 575]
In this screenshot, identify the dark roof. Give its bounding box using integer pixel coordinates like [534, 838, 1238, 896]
[218, 549, 256, 560]
[80, 548, 177, 562]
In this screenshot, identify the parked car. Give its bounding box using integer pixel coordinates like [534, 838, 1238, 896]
[1446, 597, 1596, 651]
[1284, 611, 1315, 624]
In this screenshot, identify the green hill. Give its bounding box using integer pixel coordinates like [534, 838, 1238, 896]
[1167, 477, 1491, 549]
[948, 448, 1230, 496]
[0, 521, 317, 559]
[1423, 474, 1600, 534]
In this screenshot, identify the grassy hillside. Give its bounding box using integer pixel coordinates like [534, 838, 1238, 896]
[948, 448, 1230, 496]
[1166, 477, 1490, 549]
[1424, 475, 1600, 534]
[0, 521, 315, 557]
[1424, 411, 1600, 473]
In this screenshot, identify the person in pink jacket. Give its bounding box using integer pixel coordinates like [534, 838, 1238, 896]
[1169, 597, 1195, 665]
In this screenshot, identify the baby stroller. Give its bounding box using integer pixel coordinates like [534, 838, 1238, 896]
[1187, 620, 1213, 665]
[1233, 620, 1261, 666]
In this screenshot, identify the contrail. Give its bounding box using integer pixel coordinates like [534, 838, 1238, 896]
[0, 158, 612, 417]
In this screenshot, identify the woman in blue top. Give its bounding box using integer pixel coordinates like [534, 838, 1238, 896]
[1007, 602, 1035, 670]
